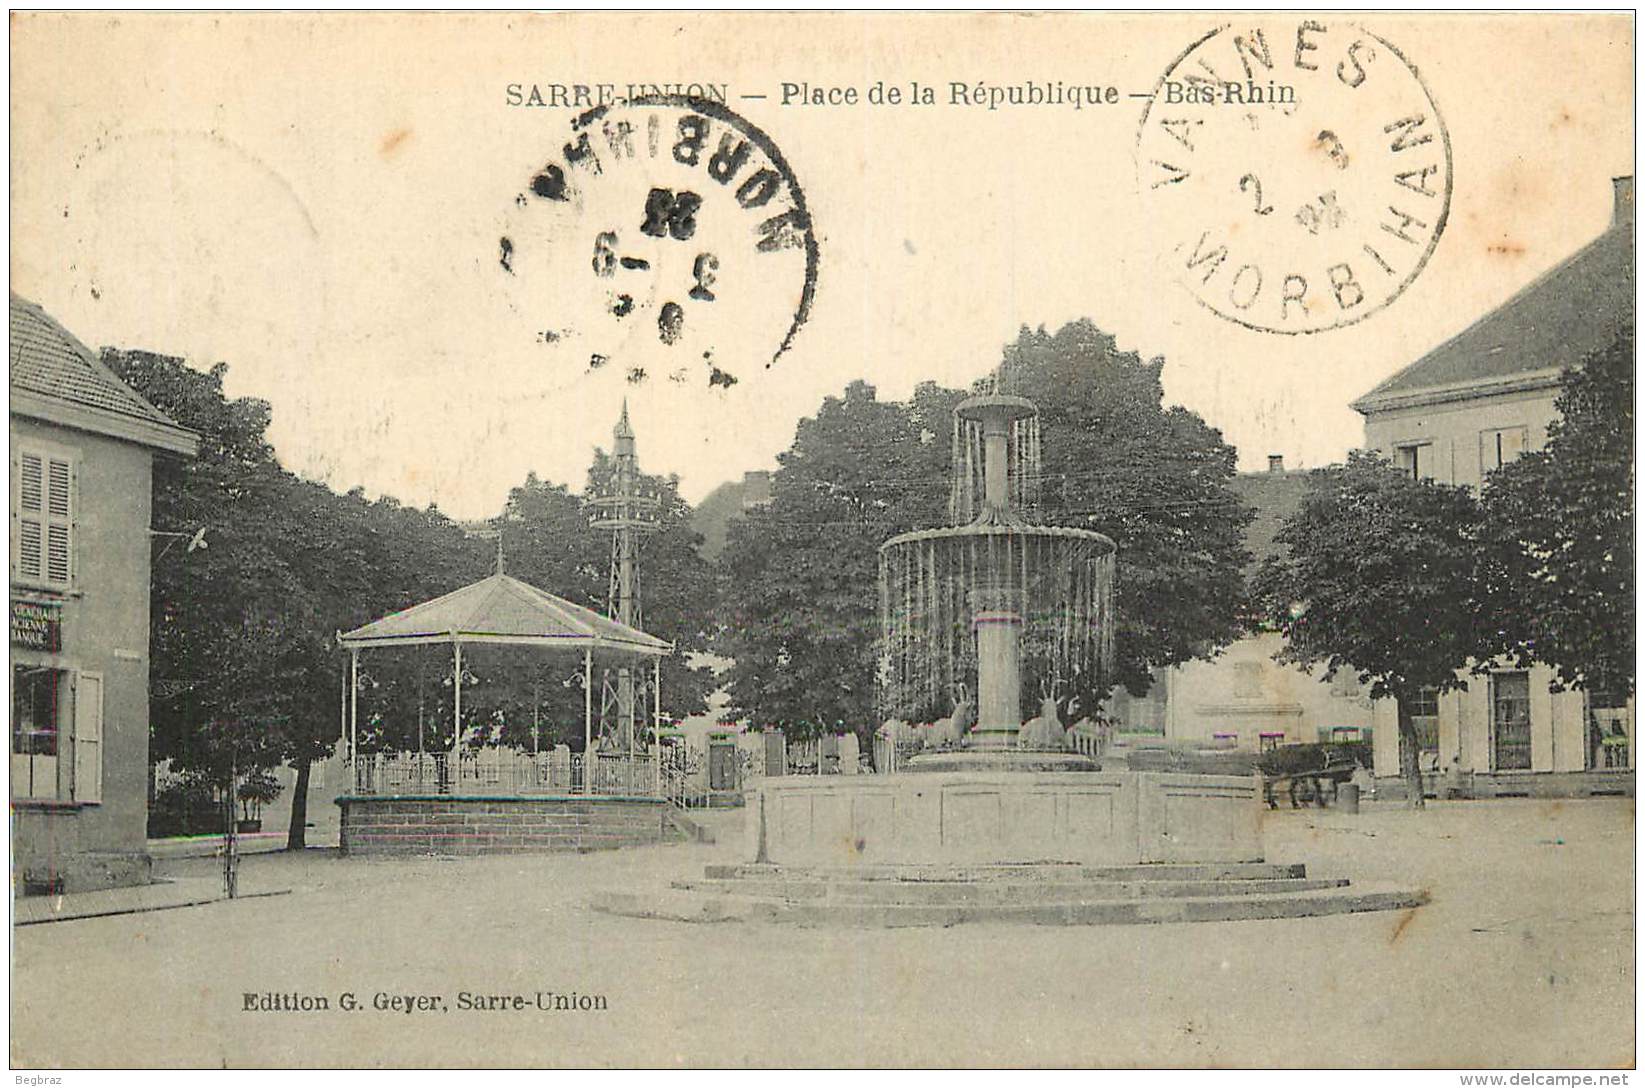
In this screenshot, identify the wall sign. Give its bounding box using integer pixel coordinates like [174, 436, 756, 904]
[11, 598, 63, 651]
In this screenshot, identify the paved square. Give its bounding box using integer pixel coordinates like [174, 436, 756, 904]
[11, 798, 1633, 1067]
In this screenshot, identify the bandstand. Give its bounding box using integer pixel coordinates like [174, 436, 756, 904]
[333, 567, 678, 856]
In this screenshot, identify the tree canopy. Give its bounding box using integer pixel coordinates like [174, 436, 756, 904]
[109, 348, 716, 843]
[716, 320, 1255, 742]
[1253, 451, 1485, 806]
[1478, 323, 1635, 698]
[999, 321, 1253, 696]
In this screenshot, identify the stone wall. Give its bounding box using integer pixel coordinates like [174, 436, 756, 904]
[337, 795, 680, 856]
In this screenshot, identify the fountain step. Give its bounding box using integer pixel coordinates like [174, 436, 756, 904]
[702, 861, 1306, 883]
[671, 875, 1349, 904]
[590, 883, 1428, 928]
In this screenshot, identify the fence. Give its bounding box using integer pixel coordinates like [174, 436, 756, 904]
[351, 749, 659, 797]
[871, 729, 924, 774]
[659, 742, 750, 808]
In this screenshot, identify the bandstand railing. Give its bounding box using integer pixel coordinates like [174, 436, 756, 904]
[351, 749, 660, 797]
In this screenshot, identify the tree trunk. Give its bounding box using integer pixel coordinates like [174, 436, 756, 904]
[1396, 697, 1426, 811]
[286, 760, 312, 850]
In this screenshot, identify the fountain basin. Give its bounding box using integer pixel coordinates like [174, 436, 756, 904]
[903, 749, 1099, 773]
[746, 770, 1263, 867]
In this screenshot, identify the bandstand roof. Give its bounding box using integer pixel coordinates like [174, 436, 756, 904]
[338, 572, 671, 657]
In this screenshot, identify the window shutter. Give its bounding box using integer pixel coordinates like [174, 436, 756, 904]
[17, 453, 44, 581]
[20, 453, 43, 511]
[74, 672, 103, 804]
[46, 457, 72, 585]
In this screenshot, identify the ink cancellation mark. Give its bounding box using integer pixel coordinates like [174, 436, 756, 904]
[498, 94, 818, 387]
[1136, 21, 1452, 335]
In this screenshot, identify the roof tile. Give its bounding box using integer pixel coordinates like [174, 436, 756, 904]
[1355, 224, 1633, 407]
[10, 292, 184, 428]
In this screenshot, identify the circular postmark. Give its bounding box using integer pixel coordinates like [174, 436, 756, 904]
[1136, 21, 1452, 335]
[498, 94, 818, 386]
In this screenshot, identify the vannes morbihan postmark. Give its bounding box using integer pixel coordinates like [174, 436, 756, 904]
[499, 95, 818, 386]
[1137, 21, 1452, 335]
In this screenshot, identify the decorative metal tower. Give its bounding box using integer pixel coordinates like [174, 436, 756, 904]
[588, 400, 661, 755]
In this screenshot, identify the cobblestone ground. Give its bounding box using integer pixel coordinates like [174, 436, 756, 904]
[11, 798, 1634, 1068]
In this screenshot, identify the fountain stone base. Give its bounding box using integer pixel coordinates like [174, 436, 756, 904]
[903, 748, 1099, 774]
[747, 769, 1262, 868]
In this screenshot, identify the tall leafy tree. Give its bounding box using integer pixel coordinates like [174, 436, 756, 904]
[1254, 451, 1485, 808]
[718, 380, 948, 741]
[1479, 323, 1635, 698]
[717, 321, 1255, 741]
[108, 349, 486, 847]
[106, 350, 332, 841]
[1001, 321, 1252, 699]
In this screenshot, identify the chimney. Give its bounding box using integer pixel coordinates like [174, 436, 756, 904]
[1613, 176, 1634, 227]
[742, 470, 772, 508]
[1267, 454, 1285, 474]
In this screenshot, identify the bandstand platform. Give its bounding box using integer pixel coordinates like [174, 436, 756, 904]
[334, 568, 679, 857]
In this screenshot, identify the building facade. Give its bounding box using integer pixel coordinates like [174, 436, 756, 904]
[10, 294, 197, 891]
[1103, 460, 1375, 755]
[1350, 177, 1635, 796]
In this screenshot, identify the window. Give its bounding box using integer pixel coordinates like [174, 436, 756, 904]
[10, 666, 100, 803]
[13, 666, 62, 800]
[1233, 662, 1263, 699]
[1328, 667, 1363, 699]
[1587, 692, 1631, 770]
[1259, 732, 1285, 753]
[1404, 686, 1440, 763]
[1394, 443, 1431, 481]
[13, 447, 74, 589]
[1481, 426, 1528, 475]
[1492, 672, 1533, 771]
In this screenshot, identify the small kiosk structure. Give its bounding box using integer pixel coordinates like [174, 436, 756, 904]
[334, 569, 677, 856]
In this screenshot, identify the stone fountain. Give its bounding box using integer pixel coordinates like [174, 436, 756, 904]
[594, 382, 1427, 925]
[880, 390, 1113, 772]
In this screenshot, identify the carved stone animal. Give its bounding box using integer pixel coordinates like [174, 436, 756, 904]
[928, 715, 962, 749]
[1019, 696, 1067, 750]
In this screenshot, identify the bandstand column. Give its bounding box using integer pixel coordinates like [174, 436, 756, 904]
[452, 640, 463, 763]
[349, 648, 359, 767]
[653, 656, 662, 797]
[583, 648, 593, 794]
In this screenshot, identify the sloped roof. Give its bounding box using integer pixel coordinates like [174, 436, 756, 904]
[10, 293, 197, 453]
[1353, 223, 1634, 412]
[339, 572, 671, 656]
[1232, 469, 1313, 567]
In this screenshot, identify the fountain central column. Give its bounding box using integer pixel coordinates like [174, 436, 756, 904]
[971, 583, 1023, 748]
[970, 410, 1022, 748]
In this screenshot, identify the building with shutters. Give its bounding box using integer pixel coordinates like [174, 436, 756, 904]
[1350, 177, 1635, 797]
[10, 293, 197, 892]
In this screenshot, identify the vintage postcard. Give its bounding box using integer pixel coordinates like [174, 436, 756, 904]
[8, 11, 1636, 1072]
